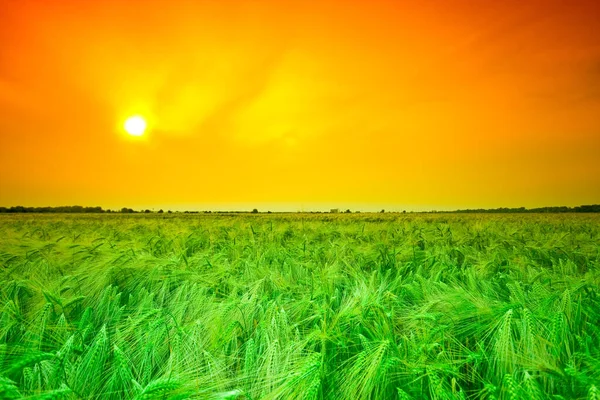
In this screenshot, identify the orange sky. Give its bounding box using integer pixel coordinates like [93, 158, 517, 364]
[1, 0, 599, 211]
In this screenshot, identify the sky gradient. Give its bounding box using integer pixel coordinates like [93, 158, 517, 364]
[1, 0, 599, 211]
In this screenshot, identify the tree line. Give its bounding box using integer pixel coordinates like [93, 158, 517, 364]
[0, 206, 146, 214]
[448, 205, 600, 213]
[0, 205, 599, 213]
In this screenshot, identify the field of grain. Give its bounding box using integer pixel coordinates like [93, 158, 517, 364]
[1, 213, 599, 399]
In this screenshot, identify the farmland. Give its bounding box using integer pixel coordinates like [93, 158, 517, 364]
[0, 213, 599, 399]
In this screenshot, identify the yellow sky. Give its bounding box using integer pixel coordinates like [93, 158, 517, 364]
[1, 0, 599, 211]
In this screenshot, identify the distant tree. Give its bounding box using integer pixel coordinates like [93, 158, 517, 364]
[576, 205, 600, 213]
[251, 209, 259, 214]
[380, 209, 385, 213]
[157, 209, 164, 213]
[167, 210, 172, 213]
[144, 209, 151, 213]
[344, 209, 351, 213]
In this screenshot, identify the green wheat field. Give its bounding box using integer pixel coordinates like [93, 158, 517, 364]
[1, 213, 599, 399]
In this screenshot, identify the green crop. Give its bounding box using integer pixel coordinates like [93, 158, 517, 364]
[0, 213, 599, 399]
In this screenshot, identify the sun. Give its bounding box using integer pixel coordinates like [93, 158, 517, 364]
[124, 116, 147, 136]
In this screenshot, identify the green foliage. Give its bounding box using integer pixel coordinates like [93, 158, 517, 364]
[0, 213, 599, 399]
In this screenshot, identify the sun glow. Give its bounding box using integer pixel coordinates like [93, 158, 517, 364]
[124, 116, 147, 136]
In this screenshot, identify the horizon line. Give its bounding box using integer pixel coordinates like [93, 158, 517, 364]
[1, 204, 599, 214]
